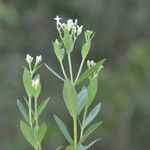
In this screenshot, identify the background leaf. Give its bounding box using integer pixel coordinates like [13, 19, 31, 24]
[79, 121, 102, 144]
[54, 115, 73, 144]
[78, 87, 88, 115]
[37, 97, 50, 117]
[45, 63, 64, 81]
[85, 103, 101, 127]
[56, 145, 64, 150]
[17, 99, 29, 122]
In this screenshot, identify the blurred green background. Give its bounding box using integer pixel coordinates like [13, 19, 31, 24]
[0, 0, 150, 150]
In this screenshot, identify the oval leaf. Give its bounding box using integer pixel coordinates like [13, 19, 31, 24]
[81, 40, 91, 59]
[38, 122, 47, 143]
[20, 120, 36, 148]
[86, 77, 98, 107]
[63, 79, 78, 118]
[23, 68, 32, 96]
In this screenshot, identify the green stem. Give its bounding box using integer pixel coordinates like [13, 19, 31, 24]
[35, 98, 38, 128]
[39, 145, 42, 150]
[29, 96, 33, 128]
[60, 61, 67, 79]
[68, 53, 73, 82]
[73, 118, 78, 150]
[74, 58, 85, 83]
[35, 147, 38, 150]
[35, 98, 42, 150]
[80, 106, 88, 140]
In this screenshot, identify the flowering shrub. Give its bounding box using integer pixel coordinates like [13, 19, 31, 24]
[45, 16, 105, 150]
[17, 16, 105, 150]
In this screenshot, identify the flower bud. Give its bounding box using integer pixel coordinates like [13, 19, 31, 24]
[32, 75, 40, 89]
[77, 25, 83, 36]
[87, 60, 96, 68]
[35, 55, 42, 65]
[32, 74, 41, 98]
[25, 54, 33, 64]
[53, 39, 65, 61]
[67, 19, 74, 31]
[87, 60, 103, 79]
[85, 30, 94, 41]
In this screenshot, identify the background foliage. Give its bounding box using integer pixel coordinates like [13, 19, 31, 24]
[0, 0, 150, 149]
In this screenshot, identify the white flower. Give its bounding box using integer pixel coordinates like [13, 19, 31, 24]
[32, 75, 40, 89]
[72, 25, 77, 34]
[74, 19, 78, 25]
[62, 23, 66, 29]
[67, 19, 74, 31]
[54, 16, 62, 26]
[77, 25, 83, 35]
[36, 55, 42, 64]
[25, 54, 33, 64]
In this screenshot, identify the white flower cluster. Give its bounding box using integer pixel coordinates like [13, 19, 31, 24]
[25, 54, 42, 65]
[54, 15, 83, 37]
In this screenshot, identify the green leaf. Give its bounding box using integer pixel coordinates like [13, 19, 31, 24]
[63, 31, 74, 53]
[45, 63, 64, 81]
[78, 145, 87, 150]
[23, 68, 32, 96]
[79, 121, 102, 144]
[33, 126, 38, 144]
[63, 79, 78, 118]
[37, 97, 50, 117]
[78, 139, 100, 150]
[85, 103, 101, 127]
[75, 59, 106, 85]
[17, 99, 29, 122]
[81, 40, 91, 59]
[20, 120, 36, 148]
[54, 115, 73, 144]
[65, 145, 75, 150]
[86, 77, 98, 107]
[78, 87, 88, 115]
[86, 138, 101, 149]
[35, 83, 41, 98]
[56, 145, 64, 150]
[53, 39, 65, 61]
[23, 96, 34, 116]
[38, 122, 47, 143]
